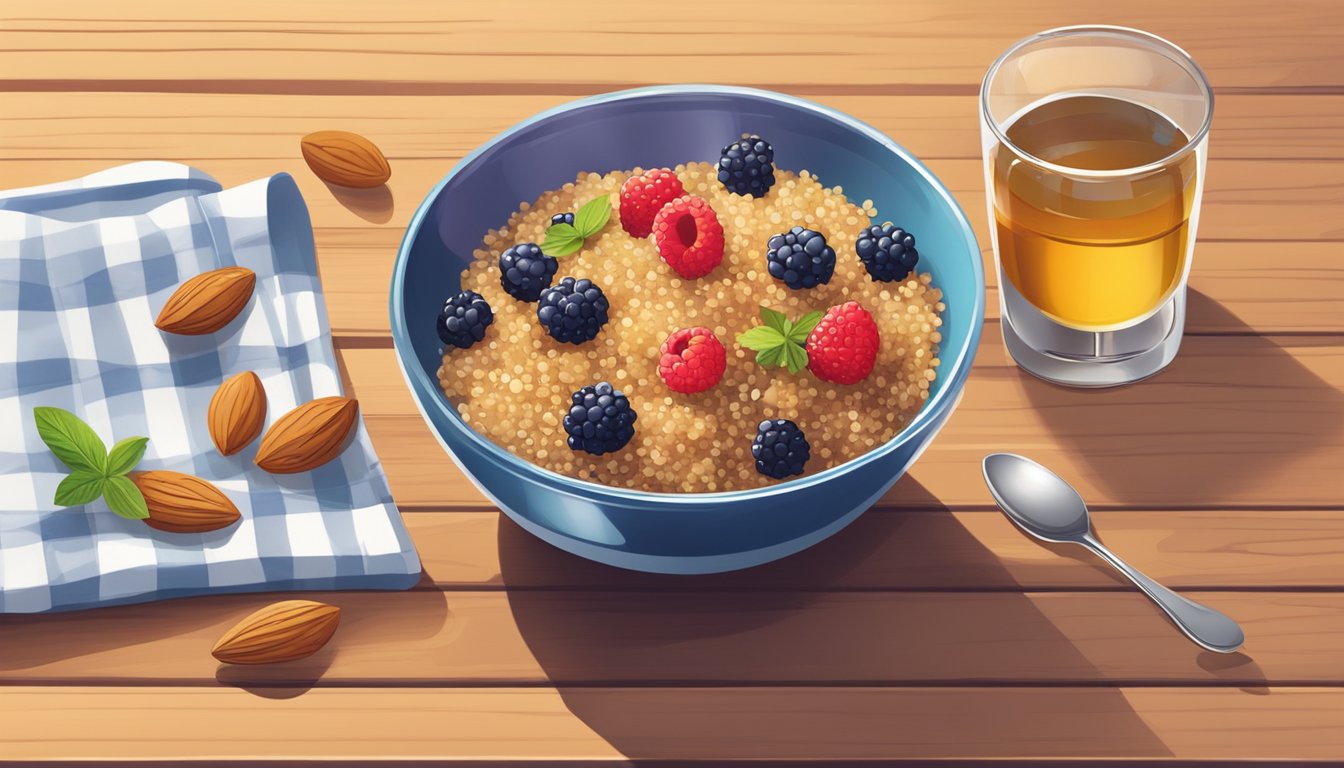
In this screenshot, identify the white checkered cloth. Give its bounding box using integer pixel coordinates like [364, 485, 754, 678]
[0, 162, 421, 613]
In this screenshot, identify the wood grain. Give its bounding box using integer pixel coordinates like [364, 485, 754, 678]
[335, 336, 1344, 509]
[3, 0, 1343, 90]
[1, 686, 1339, 762]
[5, 93, 1343, 161]
[408, 510, 1344, 590]
[0, 590, 1338, 686]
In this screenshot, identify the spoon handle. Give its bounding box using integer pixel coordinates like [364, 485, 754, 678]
[1078, 533, 1245, 653]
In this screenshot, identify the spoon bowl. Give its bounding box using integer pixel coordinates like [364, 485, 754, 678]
[982, 453, 1090, 542]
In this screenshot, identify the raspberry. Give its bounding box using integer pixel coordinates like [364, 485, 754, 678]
[650, 195, 725, 279]
[619, 168, 686, 238]
[659, 327, 727, 394]
[805, 301, 880, 385]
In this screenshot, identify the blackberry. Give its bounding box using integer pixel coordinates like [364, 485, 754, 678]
[499, 242, 558, 302]
[855, 223, 919, 282]
[718, 134, 776, 197]
[436, 290, 493, 349]
[765, 226, 836, 289]
[551, 212, 575, 226]
[564, 382, 637, 455]
[751, 419, 811, 479]
[537, 277, 610, 344]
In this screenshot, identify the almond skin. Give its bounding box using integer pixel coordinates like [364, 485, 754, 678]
[212, 600, 341, 665]
[209, 371, 267, 456]
[300, 130, 391, 188]
[155, 266, 255, 335]
[255, 397, 359, 474]
[131, 470, 241, 533]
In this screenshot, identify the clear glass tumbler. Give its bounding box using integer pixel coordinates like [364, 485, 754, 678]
[980, 26, 1213, 387]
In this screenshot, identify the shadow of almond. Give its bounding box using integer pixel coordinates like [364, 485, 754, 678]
[324, 181, 394, 224]
[500, 477, 1173, 760]
[215, 643, 336, 699]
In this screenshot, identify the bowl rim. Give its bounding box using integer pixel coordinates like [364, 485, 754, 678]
[390, 84, 985, 504]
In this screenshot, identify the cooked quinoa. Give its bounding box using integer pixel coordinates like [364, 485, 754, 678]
[438, 162, 943, 493]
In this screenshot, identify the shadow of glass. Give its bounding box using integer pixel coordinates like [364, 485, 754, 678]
[1019, 288, 1344, 505]
[323, 181, 394, 224]
[500, 477, 1172, 760]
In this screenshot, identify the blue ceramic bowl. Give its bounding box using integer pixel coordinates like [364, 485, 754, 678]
[391, 85, 984, 574]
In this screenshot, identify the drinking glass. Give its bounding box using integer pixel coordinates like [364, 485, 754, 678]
[980, 26, 1213, 387]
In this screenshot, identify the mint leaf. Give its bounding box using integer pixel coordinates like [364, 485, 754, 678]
[736, 326, 787, 352]
[756, 345, 787, 369]
[102, 475, 149, 520]
[53, 470, 105, 507]
[573, 195, 612, 238]
[788, 311, 824, 344]
[760, 307, 789, 335]
[33, 406, 107, 474]
[105, 436, 148, 477]
[783, 343, 810, 374]
[540, 223, 584, 258]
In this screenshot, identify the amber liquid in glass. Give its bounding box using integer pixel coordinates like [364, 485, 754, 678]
[993, 95, 1197, 331]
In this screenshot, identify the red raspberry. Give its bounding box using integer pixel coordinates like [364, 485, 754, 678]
[650, 195, 725, 279]
[806, 302, 880, 385]
[619, 168, 686, 238]
[659, 327, 727, 394]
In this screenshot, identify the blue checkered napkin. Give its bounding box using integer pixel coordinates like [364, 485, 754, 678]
[0, 162, 421, 613]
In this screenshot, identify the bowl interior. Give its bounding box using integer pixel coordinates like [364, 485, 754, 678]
[394, 87, 983, 494]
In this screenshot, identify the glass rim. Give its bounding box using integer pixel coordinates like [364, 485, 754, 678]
[980, 25, 1214, 179]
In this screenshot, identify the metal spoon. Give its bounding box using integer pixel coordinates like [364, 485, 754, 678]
[982, 453, 1244, 653]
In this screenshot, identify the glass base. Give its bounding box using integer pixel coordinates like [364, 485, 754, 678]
[1000, 281, 1185, 388]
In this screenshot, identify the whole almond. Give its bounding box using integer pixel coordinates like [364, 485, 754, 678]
[131, 470, 241, 533]
[255, 397, 359, 474]
[212, 600, 341, 665]
[300, 130, 391, 188]
[209, 371, 267, 456]
[155, 266, 255, 335]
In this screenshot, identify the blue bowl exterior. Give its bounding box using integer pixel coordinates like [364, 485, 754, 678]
[391, 85, 984, 574]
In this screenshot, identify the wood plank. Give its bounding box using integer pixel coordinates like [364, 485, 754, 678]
[335, 335, 1344, 509]
[0, 591, 1339, 686]
[1, 686, 1339, 762]
[2, 157, 1339, 243]
[6, 92, 1343, 161]
[2, 0, 1342, 90]
[409, 510, 1344, 590]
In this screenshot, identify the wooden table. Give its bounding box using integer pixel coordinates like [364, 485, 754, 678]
[3, 1, 1342, 764]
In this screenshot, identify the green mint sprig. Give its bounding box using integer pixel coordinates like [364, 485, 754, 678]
[539, 195, 612, 257]
[736, 306, 824, 374]
[33, 406, 149, 519]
